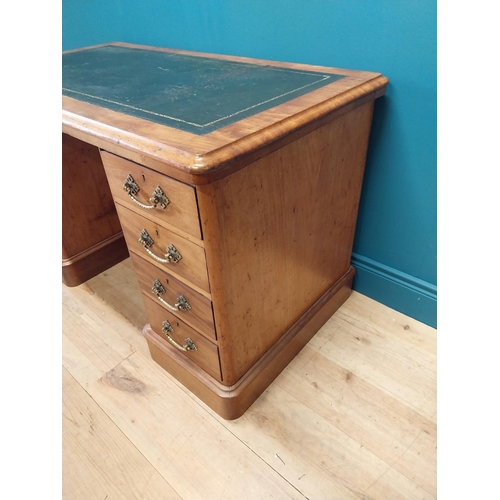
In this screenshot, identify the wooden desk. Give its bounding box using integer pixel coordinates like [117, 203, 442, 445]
[62, 42, 388, 419]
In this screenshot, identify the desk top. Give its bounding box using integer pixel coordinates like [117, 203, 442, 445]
[63, 45, 344, 135]
[62, 42, 388, 183]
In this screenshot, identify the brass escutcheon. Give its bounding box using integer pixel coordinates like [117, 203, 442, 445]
[139, 229, 154, 248]
[176, 295, 192, 311]
[150, 186, 170, 209]
[165, 244, 182, 263]
[123, 174, 140, 195]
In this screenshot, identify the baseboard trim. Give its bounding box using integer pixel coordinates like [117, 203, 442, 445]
[351, 253, 437, 328]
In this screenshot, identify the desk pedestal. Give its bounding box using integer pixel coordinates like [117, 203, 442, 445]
[62, 133, 129, 286]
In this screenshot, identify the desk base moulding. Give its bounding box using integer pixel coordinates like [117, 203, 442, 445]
[144, 267, 354, 420]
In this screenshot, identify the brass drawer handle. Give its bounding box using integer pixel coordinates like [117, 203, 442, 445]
[139, 230, 182, 264]
[152, 280, 192, 312]
[162, 321, 197, 351]
[123, 174, 169, 210]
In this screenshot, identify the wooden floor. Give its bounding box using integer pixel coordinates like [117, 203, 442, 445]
[62, 258, 437, 500]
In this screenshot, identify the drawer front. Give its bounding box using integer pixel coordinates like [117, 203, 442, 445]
[143, 295, 221, 381]
[116, 203, 210, 293]
[130, 252, 216, 340]
[101, 151, 202, 240]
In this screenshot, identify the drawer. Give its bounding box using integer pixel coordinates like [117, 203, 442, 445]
[116, 203, 210, 293]
[143, 294, 221, 381]
[130, 252, 216, 340]
[101, 151, 202, 240]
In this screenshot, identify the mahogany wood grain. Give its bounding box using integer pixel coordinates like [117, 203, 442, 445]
[115, 204, 211, 294]
[62, 133, 128, 286]
[100, 150, 202, 240]
[142, 294, 221, 381]
[197, 102, 374, 385]
[129, 252, 216, 340]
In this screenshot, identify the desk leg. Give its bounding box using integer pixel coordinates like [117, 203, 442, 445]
[62, 133, 129, 286]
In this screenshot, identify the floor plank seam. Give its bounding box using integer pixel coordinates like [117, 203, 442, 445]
[190, 399, 312, 499]
[361, 430, 426, 496]
[333, 315, 437, 375]
[98, 352, 310, 499]
[160, 339, 435, 498]
[321, 355, 435, 422]
[226, 433, 311, 499]
[65, 357, 186, 500]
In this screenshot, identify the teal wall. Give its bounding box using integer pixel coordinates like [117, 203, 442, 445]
[63, 0, 437, 327]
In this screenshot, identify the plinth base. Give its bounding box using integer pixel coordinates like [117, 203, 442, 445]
[62, 233, 129, 287]
[143, 266, 355, 420]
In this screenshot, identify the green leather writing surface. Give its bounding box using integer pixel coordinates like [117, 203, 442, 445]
[62, 46, 344, 135]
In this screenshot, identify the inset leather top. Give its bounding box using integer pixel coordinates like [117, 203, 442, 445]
[62, 45, 344, 135]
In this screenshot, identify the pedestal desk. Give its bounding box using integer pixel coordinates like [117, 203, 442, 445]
[62, 42, 388, 419]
